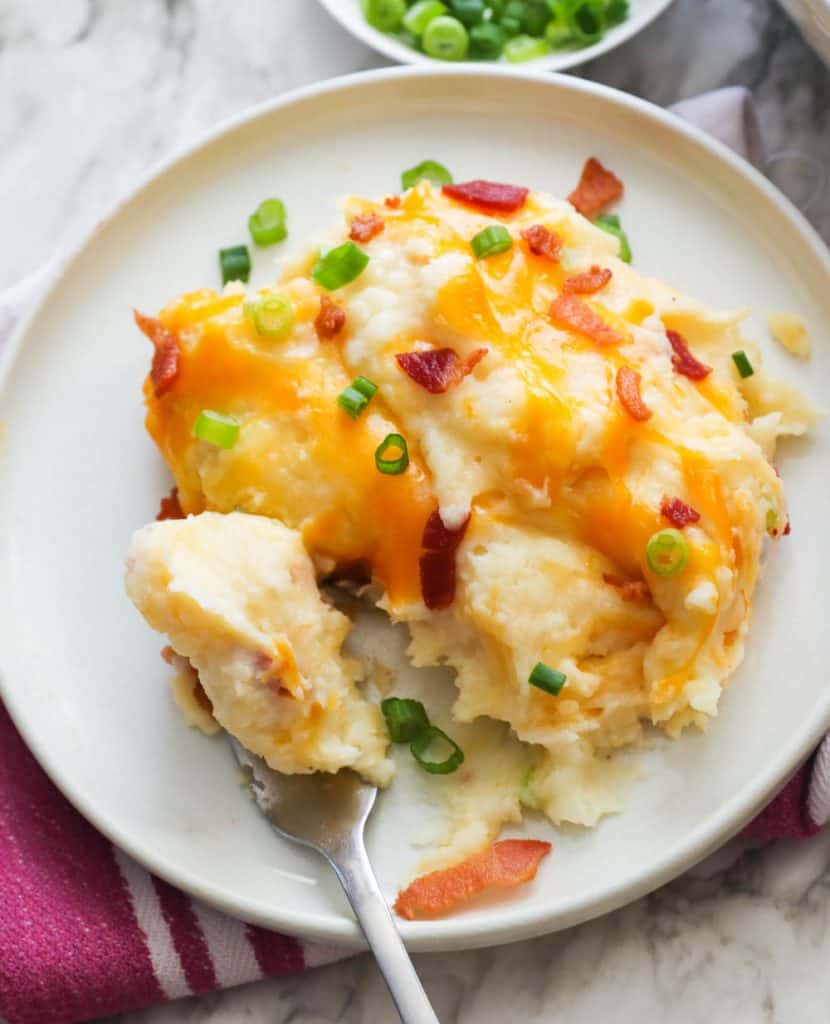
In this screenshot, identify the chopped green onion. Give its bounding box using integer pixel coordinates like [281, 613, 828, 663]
[362, 0, 406, 30]
[375, 433, 409, 475]
[312, 242, 370, 291]
[528, 662, 567, 696]
[401, 159, 453, 191]
[410, 725, 465, 774]
[646, 528, 690, 577]
[219, 245, 251, 285]
[449, 0, 485, 26]
[248, 198, 287, 247]
[337, 376, 378, 419]
[471, 225, 513, 259]
[500, 13, 522, 35]
[766, 508, 778, 533]
[469, 21, 504, 58]
[244, 292, 294, 339]
[423, 15, 469, 59]
[381, 697, 430, 743]
[521, 0, 550, 35]
[402, 0, 447, 34]
[595, 214, 632, 263]
[193, 410, 240, 450]
[606, 0, 630, 26]
[504, 32, 548, 61]
[732, 350, 754, 378]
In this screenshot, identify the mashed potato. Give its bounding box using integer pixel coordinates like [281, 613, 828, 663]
[127, 180, 813, 841]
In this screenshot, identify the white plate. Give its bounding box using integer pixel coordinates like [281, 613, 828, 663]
[316, 0, 675, 71]
[1, 67, 829, 952]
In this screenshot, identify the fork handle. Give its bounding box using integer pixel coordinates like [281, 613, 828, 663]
[329, 835, 440, 1024]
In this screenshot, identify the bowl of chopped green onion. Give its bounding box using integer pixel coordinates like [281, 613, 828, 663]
[316, 0, 675, 70]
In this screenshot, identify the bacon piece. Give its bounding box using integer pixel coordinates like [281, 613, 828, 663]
[666, 329, 712, 381]
[442, 180, 529, 214]
[603, 573, 649, 601]
[384, 195, 402, 209]
[549, 294, 623, 346]
[563, 265, 613, 295]
[314, 295, 347, 340]
[396, 347, 487, 395]
[134, 310, 180, 398]
[615, 366, 652, 422]
[349, 212, 385, 243]
[521, 224, 563, 261]
[783, 517, 791, 536]
[394, 839, 552, 920]
[567, 157, 624, 217]
[419, 509, 471, 611]
[660, 496, 701, 528]
[156, 487, 184, 522]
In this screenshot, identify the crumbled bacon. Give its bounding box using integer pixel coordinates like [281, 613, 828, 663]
[563, 265, 613, 295]
[396, 347, 487, 395]
[394, 839, 552, 920]
[615, 366, 652, 422]
[549, 294, 623, 346]
[567, 157, 624, 217]
[384, 195, 402, 209]
[603, 573, 649, 601]
[156, 487, 184, 522]
[314, 294, 346, 340]
[134, 310, 180, 398]
[660, 497, 701, 528]
[666, 329, 712, 381]
[349, 212, 385, 243]
[442, 180, 529, 214]
[783, 517, 791, 536]
[419, 508, 470, 611]
[521, 224, 563, 261]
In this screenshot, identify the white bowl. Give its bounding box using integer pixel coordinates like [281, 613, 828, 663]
[316, 0, 676, 71]
[1, 66, 828, 950]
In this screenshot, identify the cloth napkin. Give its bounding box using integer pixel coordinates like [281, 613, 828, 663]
[1, 86, 829, 1024]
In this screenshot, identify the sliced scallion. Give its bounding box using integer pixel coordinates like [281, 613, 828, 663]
[422, 15, 469, 60]
[219, 245, 251, 285]
[248, 198, 287, 247]
[193, 410, 240, 450]
[375, 432, 409, 475]
[504, 33, 548, 61]
[646, 528, 690, 577]
[362, 0, 406, 30]
[337, 375, 378, 419]
[410, 725, 465, 774]
[732, 350, 754, 378]
[595, 214, 632, 263]
[244, 292, 294, 340]
[381, 697, 430, 743]
[401, 159, 453, 191]
[402, 0, 447, 35]
[528, 662, 567, 696]
[312, 242, 370, 291]
[471, 224, 513, 259]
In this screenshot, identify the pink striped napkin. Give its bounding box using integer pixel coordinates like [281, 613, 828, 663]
[1, 87, 828, 1024]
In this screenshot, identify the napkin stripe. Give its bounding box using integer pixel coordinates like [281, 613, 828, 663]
[246, 924, 306, 975]
[114, 848, 191, 1000]
[152, 877, 218, 995]
[192, 899, 263, 988]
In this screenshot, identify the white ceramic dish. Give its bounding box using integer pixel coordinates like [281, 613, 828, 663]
[316, 0, 675, 71]
[1, 67, 829, 952]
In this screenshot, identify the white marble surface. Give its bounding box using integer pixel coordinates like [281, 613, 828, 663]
[2, 1, 829, 1021]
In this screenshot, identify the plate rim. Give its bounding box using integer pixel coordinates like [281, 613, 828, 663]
[2, 64, 830, 951]
[313, 0, 678, 73]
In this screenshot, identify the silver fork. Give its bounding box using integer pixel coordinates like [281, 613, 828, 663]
[229, 738, 439, 1024]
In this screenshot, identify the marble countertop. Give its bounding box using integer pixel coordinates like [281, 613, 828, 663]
[2, 1, 829, 1021]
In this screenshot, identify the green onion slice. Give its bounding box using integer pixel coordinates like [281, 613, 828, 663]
[504, 33, 549, 62]
[337, 375, 378, 419]
[471, 225, 513, 259]
[410, 725, 465, 774]
[381, 697, 430, 743]
[244, 292, 295, 339]
[528, 662, 567, 696]
[248, 198, 287, 247]
[595, 214, 632, 263]
[219, 245, 251, 285]
[732, 350, 754, 378]
[362, 0, 406, 30]
[402, 0, 448, 35]
[766, 508, 778, 533]
[193, 409, 240, 450]
[375, 433, 409, 475]
[469, 21, 505, 58]
[312, 242, 370, 291]
[646, 528, 690, 577]
[422, 15, 469, 60]
[401, 159, 454, 191]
